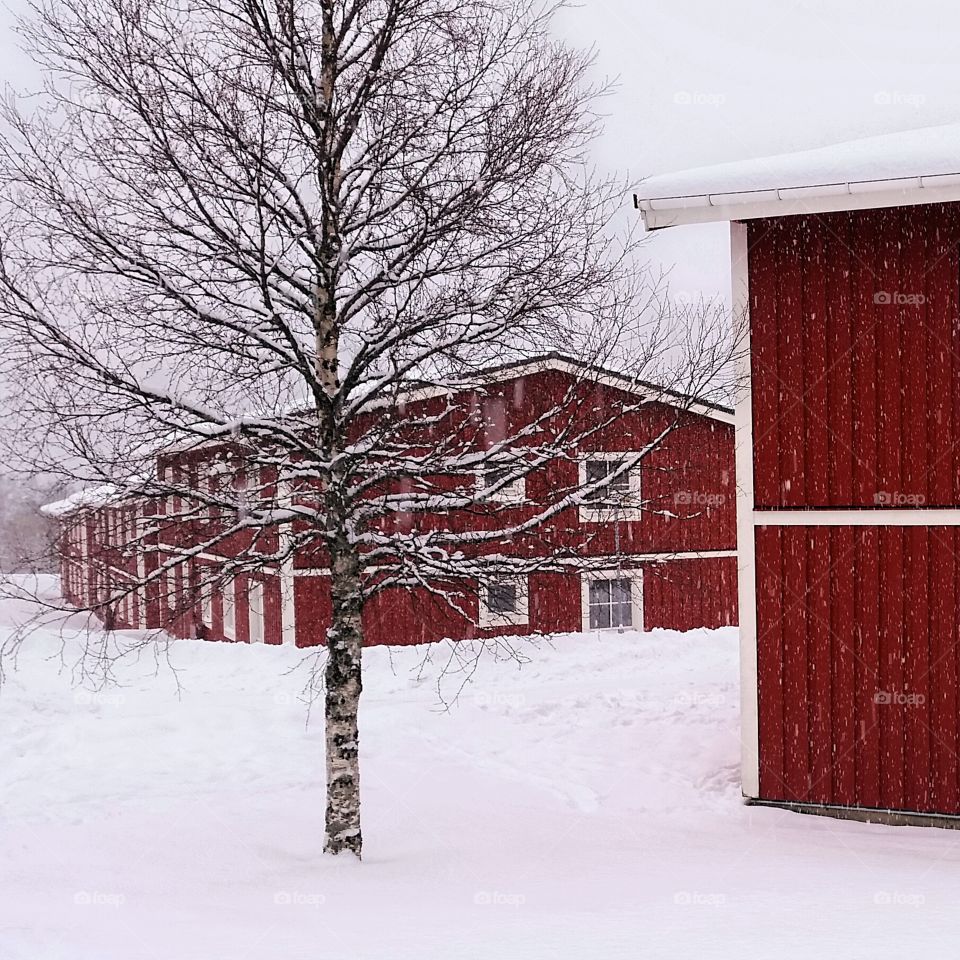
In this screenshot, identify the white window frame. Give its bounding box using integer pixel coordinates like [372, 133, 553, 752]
[581, 569, 644, 632]
[222, 578, 237, 639]
[164, 465, 177, 518]
[478, 574, 529, 628]
[578, 452, 644, 522]
[476, 463, 526, 505]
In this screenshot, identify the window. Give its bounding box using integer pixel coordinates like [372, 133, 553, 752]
[201, 585, 213, 628]
[583, 460, 630, 505]
[478, 575, 529, 628]
[248, 580, 265, 644]
[223, 579, 236, 639]
[164, 466, 178, 519]
[583, 573, 642, 631]
[487, 579, 518, 615]
[479, 464, 525, 504]
[579, 454, 642, 520]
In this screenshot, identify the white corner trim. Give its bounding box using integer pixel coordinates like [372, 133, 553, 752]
[278, 479, 298, 646]
[732, 221, 760, 799]
[580, 567, 644, 633]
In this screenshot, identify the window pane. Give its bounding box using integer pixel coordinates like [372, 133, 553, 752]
[585, 461, 608, 483]
[589, 580, 611, 604]
[611, 602, 633, 628]
[608, 465, 630, 493]
[611, 579, 632, 604]
[584, 461, 608, 502]
[484, 466, 511, 488]
[584, 459, 630, 505]
[487, 581, 517, 614]
[590, 604, 611, 629]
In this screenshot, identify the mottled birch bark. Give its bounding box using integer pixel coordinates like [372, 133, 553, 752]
[324, 539, 363, 855]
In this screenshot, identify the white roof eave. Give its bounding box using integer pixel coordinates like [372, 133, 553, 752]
[635, 174, 960, 230]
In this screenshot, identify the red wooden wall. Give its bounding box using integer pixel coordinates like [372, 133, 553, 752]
[293, 556, 737, 647]
[756, 524, 960, 813]
[750, 205, 960, 509]
[749, 203, 960, 815]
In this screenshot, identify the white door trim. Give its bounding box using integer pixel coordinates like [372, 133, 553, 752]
[732, 221, 760, 799]
[755, 508, 960, 526]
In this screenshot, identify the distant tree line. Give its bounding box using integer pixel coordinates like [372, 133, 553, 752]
[0, 474, 65, 573]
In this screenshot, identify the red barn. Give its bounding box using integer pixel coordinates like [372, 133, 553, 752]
[46, 355, 738, 646]
[636, 124, 960, 824]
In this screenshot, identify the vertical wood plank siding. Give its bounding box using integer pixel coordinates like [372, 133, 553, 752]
[756, 525, 960, 813]
[750, 203, 960, 815]
[750, 205, 960, 509]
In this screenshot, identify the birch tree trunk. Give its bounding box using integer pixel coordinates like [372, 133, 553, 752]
[324, 537, 363, 856]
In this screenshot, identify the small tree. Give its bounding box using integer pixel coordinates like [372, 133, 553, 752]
[0, 0, 738, 856]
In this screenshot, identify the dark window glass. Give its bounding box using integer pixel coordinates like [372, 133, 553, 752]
[484, 465, 511, 488]
[487, 580, 518, 615]
[584, 460, 629, 505]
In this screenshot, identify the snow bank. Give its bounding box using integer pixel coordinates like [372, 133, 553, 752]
[1, 582, 957, 959]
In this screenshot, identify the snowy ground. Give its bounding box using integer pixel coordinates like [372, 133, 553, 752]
[3, 579, 960, 958]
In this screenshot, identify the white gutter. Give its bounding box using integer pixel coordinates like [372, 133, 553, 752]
[634, 171, 960, 230]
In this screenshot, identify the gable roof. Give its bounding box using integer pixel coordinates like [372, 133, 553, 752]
[446, 353, 733, 422]
[634, 123, 960, 230]
[163, 352, 734, 456]
[42, 353, 735, 518]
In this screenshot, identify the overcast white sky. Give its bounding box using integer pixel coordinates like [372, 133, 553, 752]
[1, 0, 959, 301]
[553, 0, 960, 300]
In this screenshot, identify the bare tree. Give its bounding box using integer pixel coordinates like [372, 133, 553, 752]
[0, 0, 740, 856]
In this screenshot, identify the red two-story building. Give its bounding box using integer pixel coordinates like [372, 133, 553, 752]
[46, 355, 738, 647]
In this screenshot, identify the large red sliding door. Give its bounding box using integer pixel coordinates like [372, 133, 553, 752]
[746, 204, 960, 815]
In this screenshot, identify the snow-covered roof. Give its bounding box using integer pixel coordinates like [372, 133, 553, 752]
[162, 354, 734, 456]
[466, 354, 733, 423]
[40, 485, 120, 519]
[635, 123, 960, 230]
